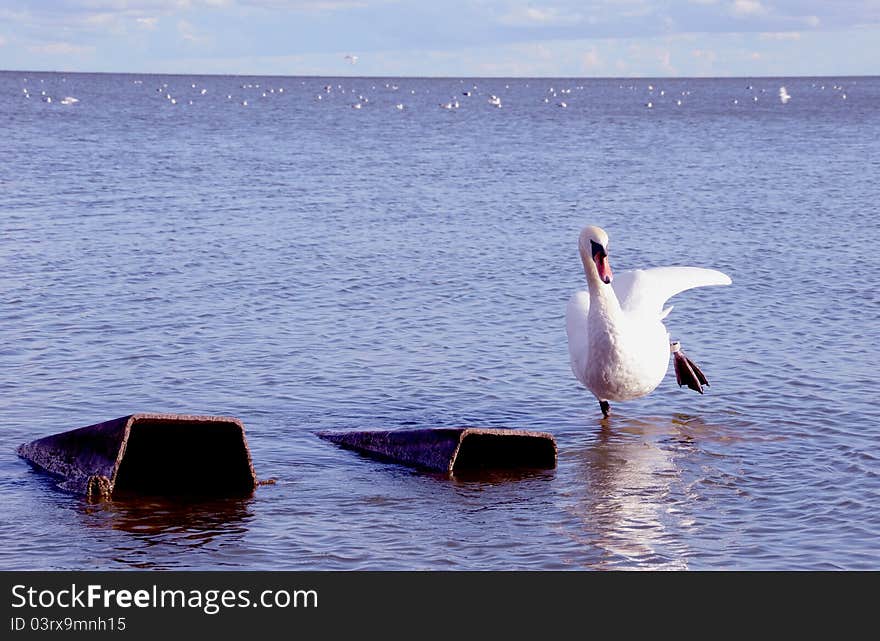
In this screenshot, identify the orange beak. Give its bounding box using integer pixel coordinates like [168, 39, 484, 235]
[590, 240, 613, 284]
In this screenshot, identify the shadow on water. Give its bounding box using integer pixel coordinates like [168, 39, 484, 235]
[345, 448, 557, 490]
[76, 495, 254, 537]
[565, 413, 737, 570]
[9, 457, 262, 568]
[449, 467, 556, 485]
[72, 495, 255, 567]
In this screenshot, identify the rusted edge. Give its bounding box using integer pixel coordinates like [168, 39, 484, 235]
[317, 428, 464, 473]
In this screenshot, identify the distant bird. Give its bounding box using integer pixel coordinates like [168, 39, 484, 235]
[566, 226, 731, 418]
[779, 86, 791, 104]
[344, 54, 358, 64]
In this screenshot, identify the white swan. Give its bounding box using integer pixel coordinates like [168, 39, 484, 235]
[566, 225, 731, 417]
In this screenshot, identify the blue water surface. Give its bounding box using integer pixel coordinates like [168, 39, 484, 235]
[1, 72, 877, 569]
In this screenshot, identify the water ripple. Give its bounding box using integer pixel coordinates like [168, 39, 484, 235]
[1, 73, 878, 569]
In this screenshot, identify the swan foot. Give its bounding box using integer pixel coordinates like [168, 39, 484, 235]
[671, 343, 709, 394]
[599, 400, 611, 418]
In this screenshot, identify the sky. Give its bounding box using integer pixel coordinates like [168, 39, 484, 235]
[0, 0, 878, 77]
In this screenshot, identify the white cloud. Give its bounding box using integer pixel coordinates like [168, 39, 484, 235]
[500, 6, 583, 27]
[178, 19, 208, 43]
[692, 48, 717, 63]
[28, 42, 95, 55]
[582, 48, 601, 70]
[83, 13, 115, 26]
[803, 15, 820, 27]
[760, 32, 801, 40]
[731, 0, 766, 16]
[136, 17, 159, 29]
[0, 35, 6, 47]
[658, 48, 675, 73]
[532, 44, 553, 61]
[47, 1, 227, 10]
[238, 1, 367, 9]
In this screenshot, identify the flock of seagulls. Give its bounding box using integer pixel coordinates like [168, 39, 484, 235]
[437, 86, 503, 110]
[14, 76, 855, 116]
[301, 80, 853, 113]
[19, 78, 78, 105]
[152, 79, 293, 107]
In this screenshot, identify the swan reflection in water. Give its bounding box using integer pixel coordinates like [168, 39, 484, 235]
[566, 413, 736, 570]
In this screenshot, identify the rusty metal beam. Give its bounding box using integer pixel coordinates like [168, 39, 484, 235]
[18, 413, 257, 500]
[318, 427, 557, 473]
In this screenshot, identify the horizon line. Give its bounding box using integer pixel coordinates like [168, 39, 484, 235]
[2, 68, 876, 81]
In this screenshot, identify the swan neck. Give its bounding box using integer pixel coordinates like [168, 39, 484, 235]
[589, 279, 621, 316]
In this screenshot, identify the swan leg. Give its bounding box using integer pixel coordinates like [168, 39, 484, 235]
[599, 400, 611, 418]
[671, 342, 709, 394]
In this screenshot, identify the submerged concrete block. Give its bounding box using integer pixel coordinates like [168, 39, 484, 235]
[318, 427, 557, 473]
[18, 413, 257, 500]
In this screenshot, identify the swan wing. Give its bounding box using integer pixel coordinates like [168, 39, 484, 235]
[565, 289, 591, 386]
[612, 267, 731, 319]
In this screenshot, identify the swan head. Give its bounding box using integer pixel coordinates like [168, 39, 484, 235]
[578, 225, 613, 285]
